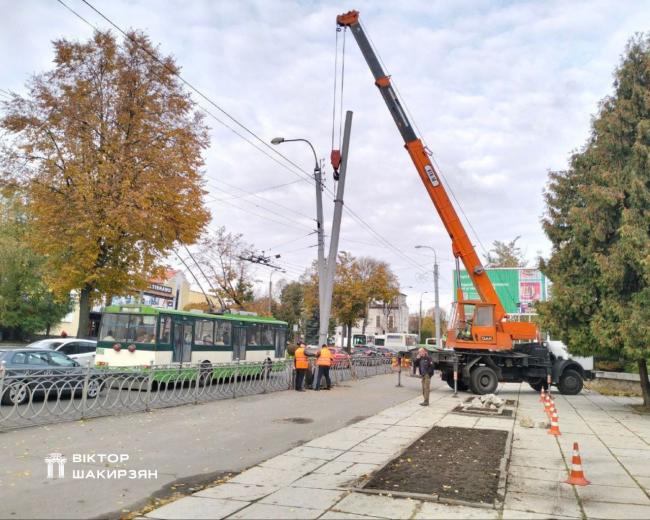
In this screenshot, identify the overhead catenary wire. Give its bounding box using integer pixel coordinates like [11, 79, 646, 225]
[56, 0, 434, 281]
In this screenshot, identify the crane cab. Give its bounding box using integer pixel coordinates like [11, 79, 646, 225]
[447, 300, 512, 350]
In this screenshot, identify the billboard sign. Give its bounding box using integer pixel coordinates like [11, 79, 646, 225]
[452, 268, 547, 315]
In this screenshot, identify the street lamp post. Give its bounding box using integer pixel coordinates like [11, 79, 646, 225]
[271, 137, 326, 346]
[415, 245, 441, 349]
[418, 291, 429, 344]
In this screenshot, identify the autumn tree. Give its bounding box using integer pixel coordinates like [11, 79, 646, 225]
[274, 280, 305, 343]
[485, 236, 527, 268]
[194, 226, 255, 309]
[1, 31, 209, 337]
[538, 35, 650, 408]
[0, 192, 71, 340]
[331, 252, 400, 350]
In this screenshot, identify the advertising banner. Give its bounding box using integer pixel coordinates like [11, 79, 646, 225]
[452, 268, 547, 315]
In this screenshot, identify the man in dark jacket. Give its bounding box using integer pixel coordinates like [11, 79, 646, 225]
[415, 348, 434, 406]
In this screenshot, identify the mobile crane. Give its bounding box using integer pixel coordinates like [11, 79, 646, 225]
[336, 10, 589, 394]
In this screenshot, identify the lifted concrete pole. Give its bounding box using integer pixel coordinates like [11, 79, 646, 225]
[320, 110, 353, 347]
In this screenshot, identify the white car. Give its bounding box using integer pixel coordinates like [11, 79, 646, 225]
[25, 338, 97, 367]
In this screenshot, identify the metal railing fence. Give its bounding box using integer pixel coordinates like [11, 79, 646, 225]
[0, 356, 392, 431]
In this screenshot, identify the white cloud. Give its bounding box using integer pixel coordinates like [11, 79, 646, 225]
[3, 0, 649, 311]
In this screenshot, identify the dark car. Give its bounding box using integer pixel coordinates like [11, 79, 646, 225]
[0, 349, 102, 406]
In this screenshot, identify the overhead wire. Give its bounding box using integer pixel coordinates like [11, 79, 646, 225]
[56, 0, 433, 281]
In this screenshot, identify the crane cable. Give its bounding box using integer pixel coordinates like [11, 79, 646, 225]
[330, 26, 347, 179]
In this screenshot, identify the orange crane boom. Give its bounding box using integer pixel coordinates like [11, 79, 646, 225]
[337, 10, 538, 350]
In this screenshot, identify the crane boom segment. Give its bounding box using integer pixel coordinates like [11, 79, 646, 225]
[337, 11, 505, 319]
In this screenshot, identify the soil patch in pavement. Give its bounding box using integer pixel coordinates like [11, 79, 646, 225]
[364, 426, 508, 505]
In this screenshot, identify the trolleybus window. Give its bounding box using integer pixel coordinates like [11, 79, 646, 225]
[275, 329, 286, 358]
[100, 314, 156, 342]
[247, 324, 261, 346]
[215, 321, 231, 345]
[160, 316, 172, 343]
[261, 325, 274, 346]
[196, 319, 215, 345]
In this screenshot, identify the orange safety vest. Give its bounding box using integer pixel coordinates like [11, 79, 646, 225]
[294, 347, 309, 369]
[317, 347, 332, 367]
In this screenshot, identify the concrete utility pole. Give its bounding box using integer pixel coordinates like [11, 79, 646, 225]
[415, 245, 441, 348]
[321, 111, 353, 348]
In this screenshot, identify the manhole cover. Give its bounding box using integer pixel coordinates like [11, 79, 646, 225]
[276, 417, 313, 424]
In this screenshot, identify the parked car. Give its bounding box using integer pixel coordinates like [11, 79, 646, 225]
[374, 347, 395, 359]
[353, 346, 382, 357]
[329, 347, 351, 368]
[25, 338, 97, 367]
[0, 349, 102, 406]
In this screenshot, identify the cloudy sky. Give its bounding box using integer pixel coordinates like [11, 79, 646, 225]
[3, 0, 650, 315]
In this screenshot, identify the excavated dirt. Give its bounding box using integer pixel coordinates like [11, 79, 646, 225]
[364, 426, 508, 504]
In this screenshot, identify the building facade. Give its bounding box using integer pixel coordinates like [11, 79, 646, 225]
[334, 293, 410, 347]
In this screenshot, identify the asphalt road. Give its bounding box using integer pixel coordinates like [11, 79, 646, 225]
[0, 373, 422, 519]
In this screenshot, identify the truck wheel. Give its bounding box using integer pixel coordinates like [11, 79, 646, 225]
[445, 377, 469, 392]
[558, 369, 583, 395]
[528, 378, 548, 392]
[469, 366, 498, 395]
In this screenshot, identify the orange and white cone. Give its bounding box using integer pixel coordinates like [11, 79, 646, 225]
[539, 387, 545, 402]
[565, 442, 590, 486]
[548, 410, 561, 436]
[544, 396, 553, 417]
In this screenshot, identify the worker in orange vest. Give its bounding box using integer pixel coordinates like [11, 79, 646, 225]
[314, 344, 332, 391]
[294, 342, 309, 391]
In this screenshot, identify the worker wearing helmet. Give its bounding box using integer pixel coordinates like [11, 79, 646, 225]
[314, 344, 332, 391]
[415, 347, 434, 406]
[294, 342, 309, 391]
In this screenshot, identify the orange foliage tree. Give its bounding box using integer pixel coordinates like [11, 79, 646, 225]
[1, 31, 210, 336]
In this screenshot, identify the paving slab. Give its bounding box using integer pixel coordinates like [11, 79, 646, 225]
[229, 466, 300, 486]
[312, 460, 356, 475]
[193, 482, 279, 502]
[507, 476, 575, 499]
[259, 486, 344, 510]
[502, 509, 577, 519]
[504, 491, 582, 518]
[259, 454, 325, 472]
[332, 493, 418, 519]
[413, 502, 498, 519]
[336, 462, 379, 478]
[284, 446, 344, 461]
[335, 450, 393, 465]
[581, 500, 650, 520]
[576, 482, 650, 505]
[473, 417, 514, 431]
[227, 502, 324, 519]
[508, 464, 567, 483]
[320, 511, 388, 519]
[145, 497, 247, 519]
[306, 427, 380, 450]
[290, 472, 357, 490]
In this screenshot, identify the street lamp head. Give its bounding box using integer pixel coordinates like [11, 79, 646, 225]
[270, 137, 285, 145]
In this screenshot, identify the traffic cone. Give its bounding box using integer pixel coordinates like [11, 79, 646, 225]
[539, 387, 545, 402]
[565, 442, 590, 486]
[544, 396, 552, 417]
[548, 410, 561, 436]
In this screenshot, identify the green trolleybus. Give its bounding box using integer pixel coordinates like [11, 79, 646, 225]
[95, 305, 288, 367]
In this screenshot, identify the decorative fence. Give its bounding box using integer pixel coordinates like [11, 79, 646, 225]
[0, 356, 392, 431]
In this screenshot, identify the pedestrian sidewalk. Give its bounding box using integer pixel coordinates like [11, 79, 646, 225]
[145, 380, 650, 520]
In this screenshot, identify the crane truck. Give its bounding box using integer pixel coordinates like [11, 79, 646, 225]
[336, 10, 590, 395]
